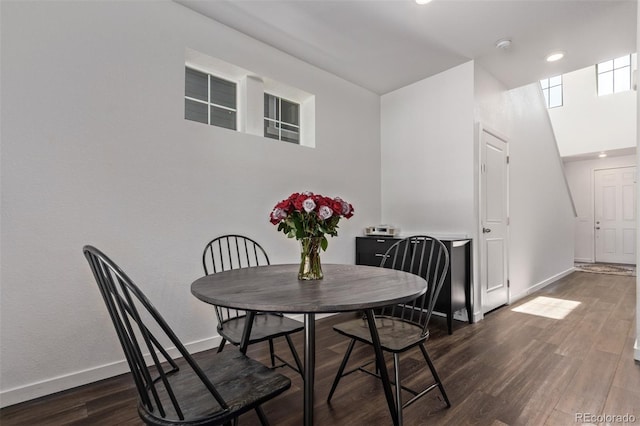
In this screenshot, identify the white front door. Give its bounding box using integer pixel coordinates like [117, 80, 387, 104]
[594, 167, 636, 264]
[480, 128, 509, 314]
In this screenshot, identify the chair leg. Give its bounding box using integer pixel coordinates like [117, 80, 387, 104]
[217, 338, 227, 353]
[255, 406, 270, 426]
[393, 353, 403, 426]
[268, 339, 276, 367]
[327, 339, 356, 403]
[285, 334, 304, 376]
[419, 344, 451, 407]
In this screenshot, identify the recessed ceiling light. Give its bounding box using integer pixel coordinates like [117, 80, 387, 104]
[546, 51, 565, 62]
[416, 0, 432, 4]
[598, 152, 607, 158]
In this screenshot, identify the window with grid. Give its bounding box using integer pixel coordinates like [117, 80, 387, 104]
[540, 75, 563, 108]
[264, 94, 300, 144]
[184, 67, 237, 130]
[597, 55, 631, 96]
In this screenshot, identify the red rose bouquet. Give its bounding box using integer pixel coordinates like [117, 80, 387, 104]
[270, 191, 354, 251]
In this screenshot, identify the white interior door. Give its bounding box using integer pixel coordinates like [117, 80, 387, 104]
[594, 167, 636, 264]
[480, 129, 509, 314]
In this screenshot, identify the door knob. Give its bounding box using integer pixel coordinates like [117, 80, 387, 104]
[482, 227, 491, 233]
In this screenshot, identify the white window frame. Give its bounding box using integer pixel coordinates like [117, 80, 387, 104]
[540, 75, 563, 109]
[597, 54, 632, 96]
[264, 93, 301, 144]
[185, 67, 237, 130]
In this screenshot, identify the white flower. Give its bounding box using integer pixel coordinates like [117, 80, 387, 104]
[302, 198, 316, 213]
[271, 208, 286, 220]
[318, 205, 333, 220]
[341, 201, 351, 215]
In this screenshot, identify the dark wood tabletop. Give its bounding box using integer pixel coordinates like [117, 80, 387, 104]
[190, 263, 427, 313]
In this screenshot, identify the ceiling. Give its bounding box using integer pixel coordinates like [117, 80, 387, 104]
[177, 0, 638, 95]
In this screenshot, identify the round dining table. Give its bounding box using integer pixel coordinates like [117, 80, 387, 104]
[191, 263, 428, 426]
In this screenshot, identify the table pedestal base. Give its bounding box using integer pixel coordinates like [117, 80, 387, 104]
[303, 314, 316, 426]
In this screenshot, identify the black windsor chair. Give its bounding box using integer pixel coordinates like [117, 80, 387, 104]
[83, 245, 291, 426]
[327, 235, 452, 426]
[202, 235, 304, 375]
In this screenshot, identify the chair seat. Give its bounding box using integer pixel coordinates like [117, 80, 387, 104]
[139, 349, 291, 425]
[333, 316, 429, 353]
[219, 313, 304, 345]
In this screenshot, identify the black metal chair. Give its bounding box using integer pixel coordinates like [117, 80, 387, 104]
[84, 245, 291, 426]
[327, 235, 451, 425]
[202, 235, 304, 375]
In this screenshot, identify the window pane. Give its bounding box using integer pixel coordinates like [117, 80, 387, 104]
[210, 106, 236, 130]
[598, 71, 614, 96]
[264, 119, 279, 140]
[549, 85, 562, 108]
[264, 94, 279, 120]
[614, 55, 630, 68]
[598, 60, 613, 73]
[549, 75, 562, 87]
[542, 88, 550, 107]
[263, 94, 301, 142]
[281, 99, 299, 126]
[614, 67, 631, 92]
[185, 99, 207, 124]
[540, 79, 549, 89]
[210, 76, 236, 109]
[280, 123, 300, 144]
[185, 68, 208, 101]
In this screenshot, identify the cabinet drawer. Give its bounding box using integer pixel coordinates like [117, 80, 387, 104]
[355, 237, 400, 266]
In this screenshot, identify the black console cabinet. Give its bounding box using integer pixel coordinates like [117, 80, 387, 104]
[355, 236, 473, 334]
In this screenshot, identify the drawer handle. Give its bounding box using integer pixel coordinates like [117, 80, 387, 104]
[376, 239, 387, 243]
[375, 253, 389, 258]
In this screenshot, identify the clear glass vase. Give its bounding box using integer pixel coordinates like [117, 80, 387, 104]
[298, 237, 323, 280]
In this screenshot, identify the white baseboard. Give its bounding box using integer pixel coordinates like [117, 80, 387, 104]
[510, 267, 576, 304]
[635, 339, 640, 362]
[0, 313, 339, 409]
[574, 258, 593, 263]
[0, 335, 222, 409]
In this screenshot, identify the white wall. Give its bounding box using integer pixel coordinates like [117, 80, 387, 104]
[548, 56, 637, 158]
[0, 1, 381, 406]
[380, 62, 476, 235]
[564, 155, 636, 262]
[475, 65, 575, 303]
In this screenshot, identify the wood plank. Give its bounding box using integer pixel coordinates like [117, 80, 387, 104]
[593, 317, 631, 355]
[602, 385, 640, 420]
[611, 334, 640, 392]
[554, 349, 618, 416]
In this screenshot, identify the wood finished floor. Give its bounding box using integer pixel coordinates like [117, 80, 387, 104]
[2, 271, 638, 425]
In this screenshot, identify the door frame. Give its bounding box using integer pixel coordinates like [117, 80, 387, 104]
[476, 123, 510, 319]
